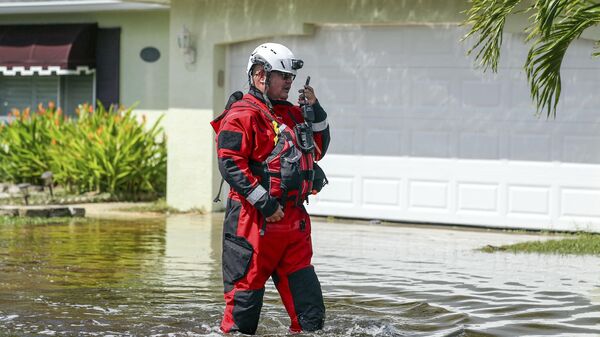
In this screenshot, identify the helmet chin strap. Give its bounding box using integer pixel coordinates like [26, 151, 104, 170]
[262, 71, 275, 112]
[248, 64, 275, 112]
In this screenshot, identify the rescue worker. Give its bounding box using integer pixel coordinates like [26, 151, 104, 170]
[210, 42, 330, 334]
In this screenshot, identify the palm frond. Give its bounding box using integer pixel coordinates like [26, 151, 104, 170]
[462, 0, 524, 72]
[528, 0, 583, 39]
[526, 3, 600, 118]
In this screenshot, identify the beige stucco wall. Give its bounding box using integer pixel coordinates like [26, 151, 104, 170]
[0, 10, 170, 110]
[166, 0, 478, 211]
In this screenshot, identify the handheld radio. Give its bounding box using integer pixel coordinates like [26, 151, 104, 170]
[297, 76, 315, 153]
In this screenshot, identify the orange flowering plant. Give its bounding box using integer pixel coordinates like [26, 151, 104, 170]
[0, 102, 62, 185]
[0, 101, 166, 199]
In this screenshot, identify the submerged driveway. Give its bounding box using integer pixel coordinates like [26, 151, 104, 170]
[313, 219, 600, 336]
[0, 213, 598, 336]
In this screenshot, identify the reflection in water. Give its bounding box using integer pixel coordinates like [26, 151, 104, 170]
[0, 215, 599, 336]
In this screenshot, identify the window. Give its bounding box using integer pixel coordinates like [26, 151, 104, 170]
[0, 74, 94, 120]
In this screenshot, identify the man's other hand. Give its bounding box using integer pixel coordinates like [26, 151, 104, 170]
[266, 205, 284, 222]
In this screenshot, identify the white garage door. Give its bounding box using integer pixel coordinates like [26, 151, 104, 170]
[227, 25, 600, 232]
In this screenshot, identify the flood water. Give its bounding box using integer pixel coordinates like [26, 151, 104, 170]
[0, 214, 599, 337]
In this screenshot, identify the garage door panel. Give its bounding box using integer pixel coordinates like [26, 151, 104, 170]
[407, 119, 457, 158]
[559, 70, 600, 122]
[408, 180, 450, 212]
[560, 188, 600, 219]
[508, 133, 553, 162]
[309, 27, 384, 67]
[462, 69, 516, 122]
[459, 78, 505, 119]
[313, 175, 355, 204]
[458, 131, 500, 160]
[507, 122, 557, 144]
[506, 123, 600, 164]
[364, 127, 403, 156]
[456, 182, 499, 214]
[327, 113, 361, 154]
[410, 129, 453, 158]
[225, 66, 248, 96]
[362, 178, 401, 207]
[505, 69, 551, 122]
[316, 78, 360, 114]
[362, 27, 408, 60]
[507, 185, 551, 218]
[407, 68, 459, 118]
[502, 69, 600, 124]
[327, 126, 358, 155]
[362, 68, 408, 115]
[561, 135, 600, 164]
[561, 38, 599, 68]
[308, 67, 361, 115]
[502, 34, 530, 68]
[229, 44, 252, 65]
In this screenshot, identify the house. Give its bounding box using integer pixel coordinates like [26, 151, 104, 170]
[0, 0, 169, 123]
[2, 0, 599, 232]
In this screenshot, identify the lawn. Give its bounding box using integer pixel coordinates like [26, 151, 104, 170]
[480, 233, 600, 256]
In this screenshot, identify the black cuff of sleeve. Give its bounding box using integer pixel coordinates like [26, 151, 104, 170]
[313, 101, 327, 123]
[253, 194, 279, 217]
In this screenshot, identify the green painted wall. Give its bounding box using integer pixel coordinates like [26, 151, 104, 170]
[0, 10, 170, 110]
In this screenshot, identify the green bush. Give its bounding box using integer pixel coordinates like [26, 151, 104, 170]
[0, 102, 166, 200]
[0, 104, 55, 184]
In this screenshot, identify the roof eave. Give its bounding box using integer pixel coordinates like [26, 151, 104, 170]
[0, 0, 169, 15]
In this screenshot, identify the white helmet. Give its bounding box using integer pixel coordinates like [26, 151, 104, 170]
[246, 42, 303, 76]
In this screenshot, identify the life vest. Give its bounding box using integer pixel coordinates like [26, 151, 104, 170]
[212, 95, 315, 206]
[251, 120, 314, 206]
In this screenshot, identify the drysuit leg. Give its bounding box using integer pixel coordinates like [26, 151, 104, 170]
[220, 198, 287, 334]
[272, 214, 325, 332]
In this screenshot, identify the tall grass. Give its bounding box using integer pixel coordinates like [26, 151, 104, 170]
[480, 233, 600, 255]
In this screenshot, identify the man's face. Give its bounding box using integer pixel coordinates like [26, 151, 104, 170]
[267, 71, 295, 100]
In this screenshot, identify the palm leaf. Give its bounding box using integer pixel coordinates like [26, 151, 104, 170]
[526, 3, 600, 117]
[462, 0, 525, 72]
[464, 0, 600, 117]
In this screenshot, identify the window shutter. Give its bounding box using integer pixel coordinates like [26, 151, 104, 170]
[96, 28, 120, 107]
[0, 75, 58, 116]
[61, 74, 94, 116]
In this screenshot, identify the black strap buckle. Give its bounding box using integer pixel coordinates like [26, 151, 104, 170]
[294, 123, 315, 153]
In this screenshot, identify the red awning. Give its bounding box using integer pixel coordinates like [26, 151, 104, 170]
[0, 23, 97, 72]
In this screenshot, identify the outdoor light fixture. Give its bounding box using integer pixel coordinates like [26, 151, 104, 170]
[41, 171, 54, 198]
[17, 183, 31, 206]
[177, 25, 196, 65]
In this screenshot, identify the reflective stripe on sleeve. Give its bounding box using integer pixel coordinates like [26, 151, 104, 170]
[312, 119, 328, 132]
[246, 184, 267, 205]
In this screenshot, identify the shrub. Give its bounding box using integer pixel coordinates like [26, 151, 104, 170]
[0, 102, 166, 200]
[0, 103, 58, 184]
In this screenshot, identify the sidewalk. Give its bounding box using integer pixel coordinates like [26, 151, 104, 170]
[70, 202, 164, 220]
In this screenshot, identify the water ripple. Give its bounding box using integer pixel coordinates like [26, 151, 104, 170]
[0, 217, 599, 336]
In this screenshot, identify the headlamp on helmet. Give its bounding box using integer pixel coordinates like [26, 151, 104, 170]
[291, 59, 304, 70]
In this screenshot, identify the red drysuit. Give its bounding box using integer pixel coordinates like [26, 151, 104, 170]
[210, 86, 330, 334]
